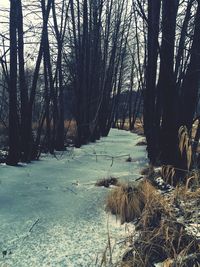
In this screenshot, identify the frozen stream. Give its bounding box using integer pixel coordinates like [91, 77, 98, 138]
[0, 129, 146, 266]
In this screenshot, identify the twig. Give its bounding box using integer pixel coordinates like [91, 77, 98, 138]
[29, 219, 40, 233]
[65, 187, 77, 195]
[135, 176, 144, 181]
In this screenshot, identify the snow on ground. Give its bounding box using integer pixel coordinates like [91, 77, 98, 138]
[0, 129, 146, 267]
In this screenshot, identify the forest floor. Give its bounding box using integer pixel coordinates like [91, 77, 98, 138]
[0, 129, 146, 267]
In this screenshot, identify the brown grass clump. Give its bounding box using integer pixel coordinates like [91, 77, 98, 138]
[161, 165, 176, 185]
[95, 177, 119, 188]
[179, 126, 192, 170]
[185, 170, 200, 189]
[106, 182, 143, 223]
[173, 185, 200, 202]
[115, 118, 144, 135]
[64, 119, 77, 138]
[105, 177, 200, 266]
[172, 170, 200, 204]
[130, 219, 200, 266]
[106, 179, 169, 224]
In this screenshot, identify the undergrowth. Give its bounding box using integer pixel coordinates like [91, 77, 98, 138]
[103, 125, 200, 266]
[127, 219, 200, 267]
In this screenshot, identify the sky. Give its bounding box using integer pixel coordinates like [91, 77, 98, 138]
[0, 0, 41, 59]
[0, 1, 9, 8]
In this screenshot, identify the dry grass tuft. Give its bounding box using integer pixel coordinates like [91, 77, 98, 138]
[173, 184, 200, 202]
[116, 125, 200, 266]
[106, 184, 140, 223]
[138, 186, 170, 230]
[105, 177, 200, 266]
[106, 182, 142, 223]
[179, 126, 192, 170]
[172, 169, 200, 203]
[64, 119, 77, 138]
[130, 219, 200, 266]
[185, 170, 200, 190]
[95, 177, 119, 188]
[161, 165, 176, 184]
[106, 179, 170, 224]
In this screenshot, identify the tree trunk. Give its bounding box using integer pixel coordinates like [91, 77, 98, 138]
[17, 0, 30, 162]
[7, 0, 20, 165]
[143, 0, 161, 164]
[158, 0, 179, 165]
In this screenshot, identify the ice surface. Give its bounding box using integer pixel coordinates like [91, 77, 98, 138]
[0, 129, 146, 266]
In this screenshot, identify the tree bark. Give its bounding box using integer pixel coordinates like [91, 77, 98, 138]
[7, 0, 20, 165]
[158, 0, 179, 165]
[143, 0, 161, 164]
